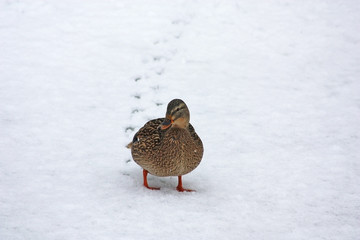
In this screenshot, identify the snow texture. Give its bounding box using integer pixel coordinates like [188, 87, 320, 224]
[1, 0, 360, 239]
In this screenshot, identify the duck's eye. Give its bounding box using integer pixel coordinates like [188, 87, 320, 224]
[176, 108, 180, 112]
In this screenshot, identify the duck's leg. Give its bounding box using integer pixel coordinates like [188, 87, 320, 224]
[143, 169, 160, 190]
[176, 176, 195, 192]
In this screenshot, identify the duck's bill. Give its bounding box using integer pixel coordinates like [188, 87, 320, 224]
[160, 118, 172, 130]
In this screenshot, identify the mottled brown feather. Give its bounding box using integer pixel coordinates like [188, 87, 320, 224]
[130, 117, 203, 177]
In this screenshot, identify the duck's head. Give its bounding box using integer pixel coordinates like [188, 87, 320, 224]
[160, 99, 190, 130]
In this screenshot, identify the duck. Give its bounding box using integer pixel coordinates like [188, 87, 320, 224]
[127, 99, 203, 192]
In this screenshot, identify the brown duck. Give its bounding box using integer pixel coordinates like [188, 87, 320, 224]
[127, 99, 203, 192]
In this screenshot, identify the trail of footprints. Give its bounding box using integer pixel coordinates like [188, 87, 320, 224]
[124, 17, 191, 144]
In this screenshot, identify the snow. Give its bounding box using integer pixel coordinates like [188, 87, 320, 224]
[1, 0, 360, 239]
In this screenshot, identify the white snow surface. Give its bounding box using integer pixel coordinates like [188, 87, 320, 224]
[1, 0, 360, 239]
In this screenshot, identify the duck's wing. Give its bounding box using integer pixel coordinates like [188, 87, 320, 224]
[131, 118, 165, 148]
[188, 123, 203, 150]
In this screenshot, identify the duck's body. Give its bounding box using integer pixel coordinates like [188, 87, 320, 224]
[127, 99, 203, 192]
[131, 118, 203, 177]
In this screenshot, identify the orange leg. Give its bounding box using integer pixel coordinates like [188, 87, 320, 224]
[176, 176, 195, 192]
[143, 169, 160, 190]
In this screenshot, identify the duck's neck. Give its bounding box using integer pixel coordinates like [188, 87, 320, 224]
[172, 117, 189, 129]
[165, 126, 190, 141]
